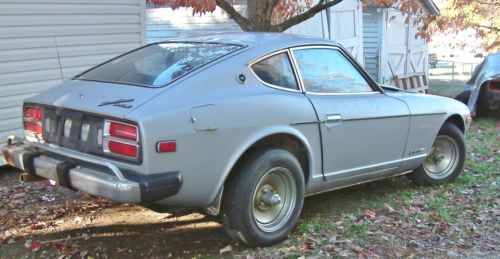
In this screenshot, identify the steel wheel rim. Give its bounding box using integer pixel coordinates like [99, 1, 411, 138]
[252, 167, 297, 233]
[423, 135, 460, 179]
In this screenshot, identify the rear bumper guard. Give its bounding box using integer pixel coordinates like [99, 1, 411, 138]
[2, 136, 181, 204]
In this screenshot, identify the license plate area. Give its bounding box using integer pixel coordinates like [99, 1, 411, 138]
[42, 107, 104, 154]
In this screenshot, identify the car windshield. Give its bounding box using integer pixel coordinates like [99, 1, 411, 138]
[76, 42, 243, 87]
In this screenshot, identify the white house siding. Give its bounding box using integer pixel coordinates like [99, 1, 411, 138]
[147, 6, 242, 43]
[0, 0, 146, 165]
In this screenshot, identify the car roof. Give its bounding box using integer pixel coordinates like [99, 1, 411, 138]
[165, 32, 340, 49]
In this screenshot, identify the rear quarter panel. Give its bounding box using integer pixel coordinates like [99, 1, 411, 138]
[125, 59, 321, 207]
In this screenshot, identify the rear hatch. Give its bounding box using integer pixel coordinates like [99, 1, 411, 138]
[24, 79, 160, 163]
[29, 79, 161, 118]
[22, 41, 245, 161]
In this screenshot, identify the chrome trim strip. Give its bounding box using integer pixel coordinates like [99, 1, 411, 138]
[306, 170, 413, 197]
[306, 91, 379, 96]
[247, 49, 302, 93]
[341, 114, 410, 122]
[411, 112, 447, 117]
[290, 120, 318, 126]
[288, 49, 305, 93]
[316, 154, 427, 179]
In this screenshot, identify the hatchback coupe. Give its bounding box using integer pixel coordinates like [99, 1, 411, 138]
[3, 33, 471, 246]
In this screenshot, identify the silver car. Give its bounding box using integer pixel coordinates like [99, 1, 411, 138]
[3, 33, 471, 246]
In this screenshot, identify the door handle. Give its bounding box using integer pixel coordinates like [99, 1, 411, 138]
[323, 114, 342, 130]
[325, 114, 342, 123]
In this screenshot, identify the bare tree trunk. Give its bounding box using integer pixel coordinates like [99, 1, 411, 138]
[216, 0, 343, 32]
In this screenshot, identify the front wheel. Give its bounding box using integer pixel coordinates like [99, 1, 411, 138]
[409, 123, 466, 186]
[220, 148, 305, 247]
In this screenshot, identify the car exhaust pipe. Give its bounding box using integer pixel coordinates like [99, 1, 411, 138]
[19, 173, 44, 183]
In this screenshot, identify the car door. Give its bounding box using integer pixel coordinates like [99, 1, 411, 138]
[291, 46, 410, 181]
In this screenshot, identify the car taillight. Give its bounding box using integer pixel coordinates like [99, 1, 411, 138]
[103, 120, 139, 159]
[23, 106, 43, 136]
[109, 121, 138, 141]
[107, 140, 138, 158]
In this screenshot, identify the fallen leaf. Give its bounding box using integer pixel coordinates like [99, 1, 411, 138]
[219, 245, 232, 254]
[381, 204, 396, 214]
[41, 194, 55, 203]
[29, 222, 46, 230]
[349, 244, 364, 253]
[6, 218, 18, 227]
[302, 241, 316, 250]
[431, 213, 443, 221]
[74, 216, 83, 224]
[28, 241, 42, 252]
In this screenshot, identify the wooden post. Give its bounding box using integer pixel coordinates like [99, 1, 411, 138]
[452, 62, 455, 81]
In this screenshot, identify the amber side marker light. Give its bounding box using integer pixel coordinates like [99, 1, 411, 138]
[466, 116, 473, 125]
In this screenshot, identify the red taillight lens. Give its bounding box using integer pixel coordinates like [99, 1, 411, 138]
[24, 122, 43, 133]
[23, 106, 43, 135]
[103, 120, 140, 160]
[109, 121, 138, 141]
[156, 141, 176, 153]
[25, 107, 43, 121]
[107, 140, 138, 158]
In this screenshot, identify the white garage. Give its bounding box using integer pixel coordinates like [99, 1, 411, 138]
[363, 0, 440, 85]
[0, 0, 147, 165]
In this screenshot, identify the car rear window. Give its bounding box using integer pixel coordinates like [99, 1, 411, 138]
[76, 42, 243, 87]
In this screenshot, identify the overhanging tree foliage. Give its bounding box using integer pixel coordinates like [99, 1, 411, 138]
[147, 0, 436, 38]
[435, 0, 499, 51]
[148, 0, 342, 32]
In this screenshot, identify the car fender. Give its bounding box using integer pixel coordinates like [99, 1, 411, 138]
[211, 125, 316, 205]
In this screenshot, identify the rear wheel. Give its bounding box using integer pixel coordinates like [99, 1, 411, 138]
[409, 123, 465, 186]
[220, 148, 305, 247]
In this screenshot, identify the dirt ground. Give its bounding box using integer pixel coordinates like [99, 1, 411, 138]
[0, 118, 499, 258]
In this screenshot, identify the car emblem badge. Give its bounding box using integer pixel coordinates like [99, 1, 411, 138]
[79, 94, 84, 100]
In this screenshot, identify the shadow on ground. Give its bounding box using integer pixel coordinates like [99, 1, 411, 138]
[0, 165, 412, 258]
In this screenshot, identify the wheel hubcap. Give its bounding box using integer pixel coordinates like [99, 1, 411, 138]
[252, 167, 296, 233]
[423, 135, 459, 179]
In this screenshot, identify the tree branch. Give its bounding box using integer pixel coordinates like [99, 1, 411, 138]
[215, 0, 252, 31]
[476, 0, 500, 7]
[271, 0, 343, 32]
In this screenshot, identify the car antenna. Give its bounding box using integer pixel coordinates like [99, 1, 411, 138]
[52, 24, 64, 81]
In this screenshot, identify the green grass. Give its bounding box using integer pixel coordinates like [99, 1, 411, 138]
[243, 117, 499, 257]
[428, 79, 467, 97]
[298, 218, 332, 233]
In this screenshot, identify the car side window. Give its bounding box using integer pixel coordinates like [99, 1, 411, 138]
[251, 52, 299, 90]
[293, 48, 374, 93]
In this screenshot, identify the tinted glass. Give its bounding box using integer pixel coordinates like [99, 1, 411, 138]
[251, 52, 298, 90]
[77, 43, 242, 87]
[293, 48, 373, 93]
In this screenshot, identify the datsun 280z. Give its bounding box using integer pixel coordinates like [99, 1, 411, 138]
[3, 33, 472, 246]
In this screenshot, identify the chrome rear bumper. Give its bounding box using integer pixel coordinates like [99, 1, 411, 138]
[2, 136, 181, 204]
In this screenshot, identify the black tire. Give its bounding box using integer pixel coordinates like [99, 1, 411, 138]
[220, 148, 305, 247]
[409, 123, 466, 186]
